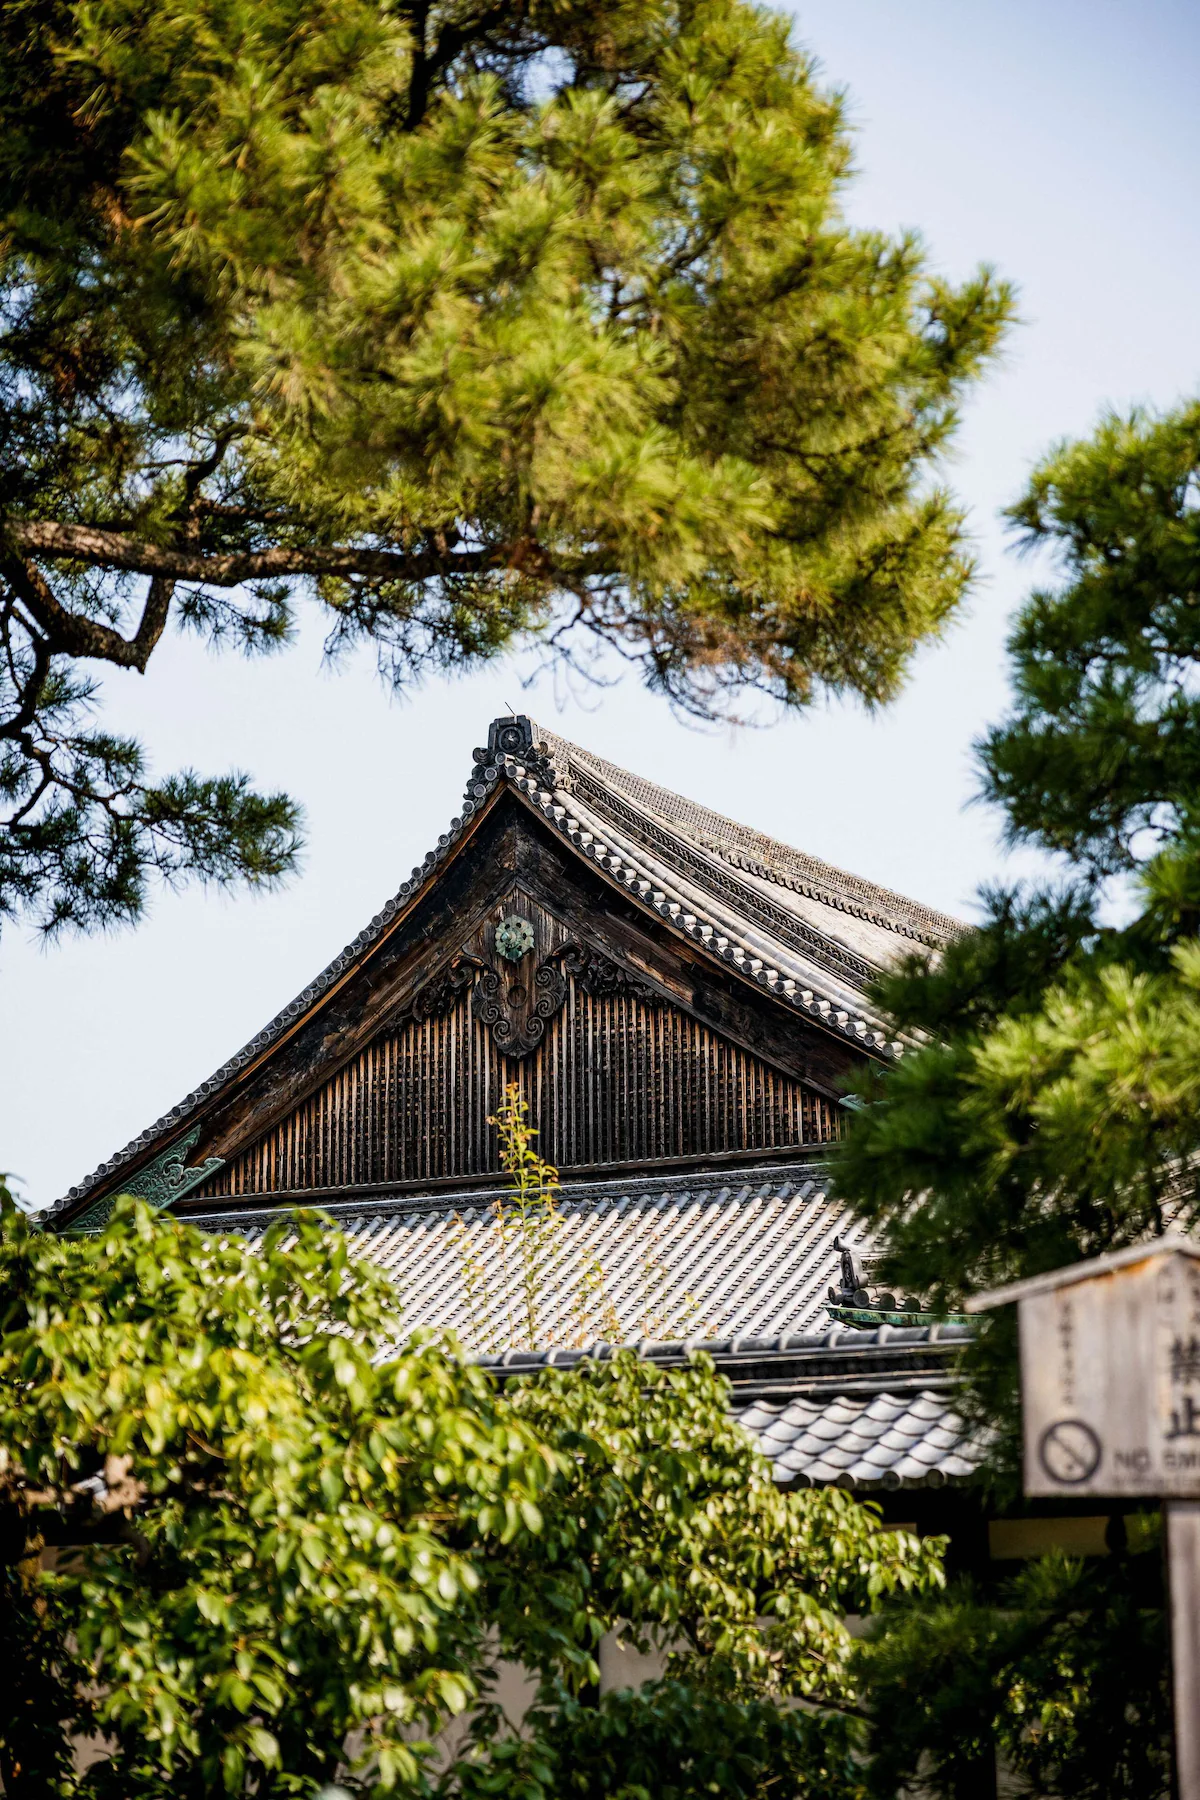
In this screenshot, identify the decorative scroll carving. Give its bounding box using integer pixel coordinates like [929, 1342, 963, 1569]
[70, 1127, 225, 1234]
[472, 955, 569, 1056]
[558, 941, 654, 1002]
[406, 956, 483, 1023]
[405, 938, 653, 1058]
[404, 905, 591, 1058]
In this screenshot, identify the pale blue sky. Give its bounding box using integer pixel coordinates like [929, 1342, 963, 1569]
[5, 0, 1200, 1210]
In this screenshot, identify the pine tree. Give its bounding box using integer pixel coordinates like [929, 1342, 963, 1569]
[838, 399, 1200, 1796]
[0, 0, 1012, 932]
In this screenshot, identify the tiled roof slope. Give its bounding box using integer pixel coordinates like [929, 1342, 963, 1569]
[541, 729, 962, 953]
[189, 1161, 980, 1490]
[479, 1325, 978, 1490]
[191, 1162, 870, 1352]
[49, 713, 952, 1223]
[738, 1391, 976, 1488]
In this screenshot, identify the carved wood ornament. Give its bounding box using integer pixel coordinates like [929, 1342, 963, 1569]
[71, 1128, 225, 1234]
[471, 957, 568, 1055]
[404, 897, 654, 1058]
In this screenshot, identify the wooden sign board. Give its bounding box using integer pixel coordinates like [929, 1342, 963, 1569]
[970, 1234, 1200, 1799]
[972, 1238, 1200, 1499]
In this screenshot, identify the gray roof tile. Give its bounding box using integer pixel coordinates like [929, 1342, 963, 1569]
[198, 1161, 873, 1350]
[176, 1156, 980, 1490]
[729, 1389, 978, 1489]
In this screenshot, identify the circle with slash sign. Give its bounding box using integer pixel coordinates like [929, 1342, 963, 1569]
[1038, 1419, 1102, 1484]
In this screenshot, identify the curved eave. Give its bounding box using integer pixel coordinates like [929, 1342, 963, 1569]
[496, 756, 905, 1058]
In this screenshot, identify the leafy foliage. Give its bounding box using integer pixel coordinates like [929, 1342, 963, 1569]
[834, 400, 1200, 1790]
[454, 1676, 867, 1800]
[0, 1198, 557, 1796]
[861, 1546, 1170, 1800]
[0, 0, 1012, 931]
[454, 1347, 943, 1798]
[985, 401, 1200, 877]
[836, 399, 1200, 1455]
[0, 1197, 943, 1796]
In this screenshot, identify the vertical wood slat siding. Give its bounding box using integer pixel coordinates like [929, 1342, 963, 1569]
[197, 983, 839, 1198]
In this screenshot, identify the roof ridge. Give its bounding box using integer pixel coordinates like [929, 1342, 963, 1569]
[536, 727, 962, 947]
[475, 1320, 973, 1370]
[181, 1155, 833, 1229]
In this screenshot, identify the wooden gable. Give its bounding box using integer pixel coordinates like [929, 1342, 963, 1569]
[180, 796, 850, 1213]
[192, 958, 838, 1204]
[53, 716, 925, 1230]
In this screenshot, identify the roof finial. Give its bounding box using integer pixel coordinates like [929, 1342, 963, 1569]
[486, 714, 535, 760]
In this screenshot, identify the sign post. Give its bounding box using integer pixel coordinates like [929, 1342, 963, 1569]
[969, 1235, 1200, 1797]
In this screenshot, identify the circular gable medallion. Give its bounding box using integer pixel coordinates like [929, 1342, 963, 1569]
[495, 914, 535, 962]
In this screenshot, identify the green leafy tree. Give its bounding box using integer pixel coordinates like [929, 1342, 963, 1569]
[0, 0, 1012, 933]
[860, 1549, 1170, 1800]
[469, 1349, 942, 1799]
[0, 1196, 943, 1797]
[836, 400, 1200, 1794]
[0, 1199, 558, 1797]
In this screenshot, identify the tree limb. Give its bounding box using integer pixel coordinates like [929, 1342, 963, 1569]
[404, 0, 517, 129]
[4, 522, 614, 593]
[0, 613, 51, 741]
[0, 549, 177, 671]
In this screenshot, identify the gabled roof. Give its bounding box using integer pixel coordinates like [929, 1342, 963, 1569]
[48, 715, 956, 1225]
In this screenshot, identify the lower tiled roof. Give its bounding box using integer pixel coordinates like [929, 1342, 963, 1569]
[736, 1390, 977, 1489]
[189, 1160, 980, 1490]
[199, 1160, 864, 1354]
[478, 1324, 979, 1490]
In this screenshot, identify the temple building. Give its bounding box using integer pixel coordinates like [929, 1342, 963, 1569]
[47, 714, 1044, 1564]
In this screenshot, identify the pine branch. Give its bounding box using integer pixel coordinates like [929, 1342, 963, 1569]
[0, 549, 175, 671]
[4, 524, 615, 598]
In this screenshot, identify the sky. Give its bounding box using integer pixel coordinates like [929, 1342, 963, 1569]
[4, 0, 1200, 1211]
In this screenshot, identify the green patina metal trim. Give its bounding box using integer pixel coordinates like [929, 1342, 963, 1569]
[67, 1128, 225, 1235]
[825, 1304, 972, 1329]
[495, 914, 536, 963]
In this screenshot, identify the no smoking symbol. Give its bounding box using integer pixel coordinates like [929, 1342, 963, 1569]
[1038, 1419, 1102, 1485]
